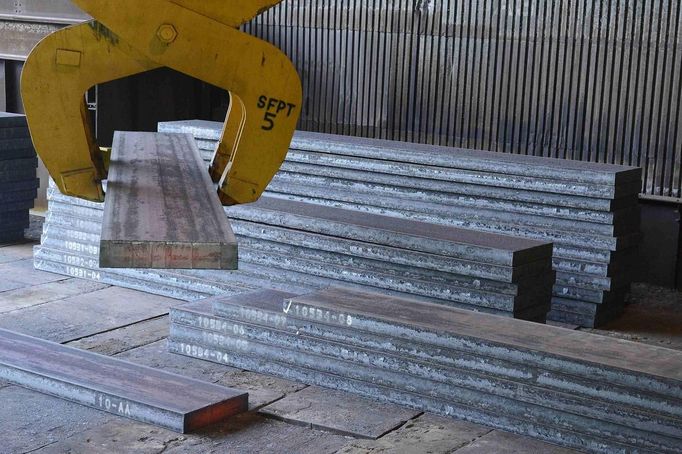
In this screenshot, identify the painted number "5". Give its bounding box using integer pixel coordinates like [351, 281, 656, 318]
[257, 96, 297, 131]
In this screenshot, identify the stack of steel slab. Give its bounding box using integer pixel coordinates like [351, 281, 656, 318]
[228, 196, 554, 320]
[36, 180, 554, 320]
[168, 287, 682, 453]
[0, 112, 37, 243]
[158, 121, 642, 327]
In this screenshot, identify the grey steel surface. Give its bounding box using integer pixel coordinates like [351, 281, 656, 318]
[236, 195, 635, 253]
[206, 292, 672, 412]
[159, 121, 640, 327]
[552, 254, 634, 278]
[159, 122, 639, 213]
[555, 271, 625, 293]
[0, 1, 89, 25]
[206, 294, 667, 416]
[230, 196, 553, 265]
[273, 163, 639, 213]
[37, 207, 552, 320]
[51, 182, 554, 270]
[49, 181, 634, 266]
[34, 250, 227, 302]
[288, 132, 643, 185]
[159, 123, 641, 186]
[48, 119, 643, 325]
[269, 170, 641, 225]
[100, 132, 237, 270]
[546, 308, 626, 330]
[550, 298, 625, 318]
[170, 323, 679, 453]
[552, 285, 627, 305]
[44, 186, 557, 316]
[176, 301, 682, 442]
[0, 328, 248, 433]
[265, 182, 638, 237]
[233, 228, 553, 283]
[0, 20, 63, 60]
[168, 289, 682, 452]
[186, 135, 642, 238]
[168, 338, 635, 454]
[286, 288, 682, 393]
[40, 182, 621, 320]
[43, 192, 600, 302]
[38, 231, 549, 319]
[283, 150, 641, 199]
[58, 190, 553, 267]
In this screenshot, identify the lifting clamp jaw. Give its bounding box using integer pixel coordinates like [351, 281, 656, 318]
[21, 0, 303, 205]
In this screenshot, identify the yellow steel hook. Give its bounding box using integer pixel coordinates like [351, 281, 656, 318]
[21, 0, 302, 205]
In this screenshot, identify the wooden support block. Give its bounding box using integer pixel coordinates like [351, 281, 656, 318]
[0, 328, 248, 432]
[100, 132, 237, 269]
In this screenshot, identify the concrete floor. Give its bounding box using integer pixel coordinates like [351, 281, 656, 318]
[1, 237, 680, 454]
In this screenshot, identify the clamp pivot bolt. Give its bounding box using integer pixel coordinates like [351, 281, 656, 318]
[156, 24, 178, 43]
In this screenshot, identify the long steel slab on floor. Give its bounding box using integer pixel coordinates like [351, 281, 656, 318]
[285, 288, 682, 395]
[100, 132, 237, 270]
[168, 290, 682, 452]
[172, 306, 682, 451]
[0, 328, 248, 432]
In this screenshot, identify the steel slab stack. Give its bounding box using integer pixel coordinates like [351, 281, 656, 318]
[168, 287, 682, 454]
[0, 112, 37, 243]
[227, 196, 554, 320]
[36, 178, 554, 320]
[158, 121, 642, 327]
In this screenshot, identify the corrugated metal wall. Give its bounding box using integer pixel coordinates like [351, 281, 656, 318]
[244, 0, 682, 199]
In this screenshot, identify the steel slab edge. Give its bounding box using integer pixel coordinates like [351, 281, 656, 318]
[0, 328, 248, 432]
[99, 132, 237, 270]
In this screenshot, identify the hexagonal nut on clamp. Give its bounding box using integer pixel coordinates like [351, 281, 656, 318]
[156, 24, 178, 44]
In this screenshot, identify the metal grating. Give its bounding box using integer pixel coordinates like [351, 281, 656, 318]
[243, 0, 682, 199]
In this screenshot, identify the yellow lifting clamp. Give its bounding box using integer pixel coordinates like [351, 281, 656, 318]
[21, 0, 303, 205]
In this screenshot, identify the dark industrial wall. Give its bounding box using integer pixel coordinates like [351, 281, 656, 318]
[245, 0, 682, 201]
[95, 69, 228, 147]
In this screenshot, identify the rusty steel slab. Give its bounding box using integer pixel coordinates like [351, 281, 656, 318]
[0, 328, 248, 432]
[173, 301, 682, 447]
[100, 132, 237, 270]
[286, 288, 682, 394]
[228, 196, 553, 266]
